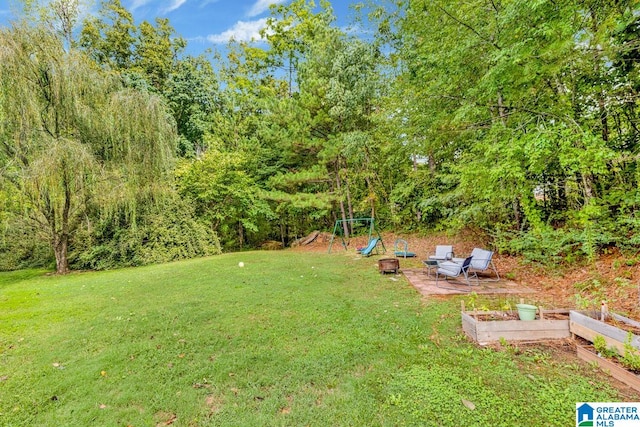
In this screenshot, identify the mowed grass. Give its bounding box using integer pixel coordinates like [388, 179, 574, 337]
[0, 251, 630, 426]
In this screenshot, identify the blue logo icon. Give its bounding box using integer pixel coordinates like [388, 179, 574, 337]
[577, 403, 594, 426]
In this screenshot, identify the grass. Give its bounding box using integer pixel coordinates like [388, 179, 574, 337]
[0, 251, 632, 426]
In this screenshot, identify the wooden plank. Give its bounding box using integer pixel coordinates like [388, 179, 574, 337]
[479, 319, 569, 333]
[461, 312, 478, 342]
[301, 231, 320, 245]
[463, 309, 569, 317]
[576, 345, 640, 393]
[570, 322, 627, 355]
[570, 311, 640, 353]
[611, 313, 640, 331]
[477, 328, 570, 343]
[570, 311, 633, 343]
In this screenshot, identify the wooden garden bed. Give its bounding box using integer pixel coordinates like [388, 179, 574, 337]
[576, 344, 640, 393]
[569, 310, 640, 356]
[461, 307, 570, 345]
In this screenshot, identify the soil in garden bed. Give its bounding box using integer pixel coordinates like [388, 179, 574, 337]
[472, 312, 569, 321]
[606, 318, 640, 335]
[577, 311, 640, 336]
[578, 343, 640, 375]
[574, 335, 640, 373]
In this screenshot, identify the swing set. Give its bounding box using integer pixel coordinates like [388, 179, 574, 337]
[327, 217, 385, 254]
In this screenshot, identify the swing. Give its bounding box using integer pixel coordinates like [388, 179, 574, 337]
[327, 217, 385, 255]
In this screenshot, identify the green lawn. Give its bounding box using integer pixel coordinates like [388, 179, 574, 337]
[0, 252, 630, 426]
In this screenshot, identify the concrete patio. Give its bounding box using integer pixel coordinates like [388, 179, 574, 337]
[401, 267, 536, 296]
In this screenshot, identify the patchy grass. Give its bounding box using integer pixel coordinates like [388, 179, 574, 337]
[0, 252, 633, 426]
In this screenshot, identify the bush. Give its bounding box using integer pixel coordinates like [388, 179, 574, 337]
[494, 227, 581, 266]
[0, 217, 53, 271]
[70, 196, 221, 270]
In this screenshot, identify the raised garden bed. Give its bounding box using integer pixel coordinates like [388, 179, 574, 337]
[576, 344, 640, 393]
[569, 310, 640, 356]
[461, 304, 570, 345]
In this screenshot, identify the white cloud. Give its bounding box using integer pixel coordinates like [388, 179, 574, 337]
[163, 0, 187, 13]
[199, 0, 220, 7]
[247, 0, 286, 17]
[206, 18, 268, 44]
[129, 0, 153, 11]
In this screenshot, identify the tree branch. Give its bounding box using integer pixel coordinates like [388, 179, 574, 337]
[434, 4, 502, 50]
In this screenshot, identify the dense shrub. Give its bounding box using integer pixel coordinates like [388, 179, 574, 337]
[0, 216, 53, 271]
[70, 196, 221, 270]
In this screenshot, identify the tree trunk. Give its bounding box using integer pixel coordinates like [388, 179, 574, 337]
[412, 154, 422, 222]
[53, 233, 69, 274]
[581, 172, 594, 202]
[344, 174, 354, 234]
[513, 197, 521, 230]
[335, 161, 349, 238]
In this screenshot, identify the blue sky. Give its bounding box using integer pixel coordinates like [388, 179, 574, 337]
[0, 0, 360, 54]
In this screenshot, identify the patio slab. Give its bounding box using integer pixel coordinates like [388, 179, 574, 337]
[401, 268, 536, 296]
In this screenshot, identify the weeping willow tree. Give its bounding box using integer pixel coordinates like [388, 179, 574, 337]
[0, 24, 176, 274]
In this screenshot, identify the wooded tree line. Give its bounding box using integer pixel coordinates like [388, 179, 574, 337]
[0, 0, 638, 273]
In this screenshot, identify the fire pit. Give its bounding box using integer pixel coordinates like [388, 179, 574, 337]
[378, 258, 400, 274]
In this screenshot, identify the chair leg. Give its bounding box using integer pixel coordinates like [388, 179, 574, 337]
[462, 270, 479, 287]
[474, 261, 500, 282]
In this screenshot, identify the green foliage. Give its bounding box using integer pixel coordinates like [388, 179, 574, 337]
[0, 24, 177, 273]
[384, 346, 616, 426]
[495, 227, 581, 266]
[384, 0, 640, 255]
[621, 333, 640, 372]
[70, 195, 220, 270]
[593, 335, 618, 359]
[79, 0, 136, 69]
[5, 0, 640, 266]
[164, 55, 219, 157]
[0, 216, 53, 271]
[176, 150, 273, 249]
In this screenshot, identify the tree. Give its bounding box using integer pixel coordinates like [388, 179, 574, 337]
[385, 0, 640, 257]
[134, 18, 186, 90]
[0, 25, 176, 273]
[164, 55, 220, 157]
[79, 0, 136, 69]
[176, 150, 272, 249]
